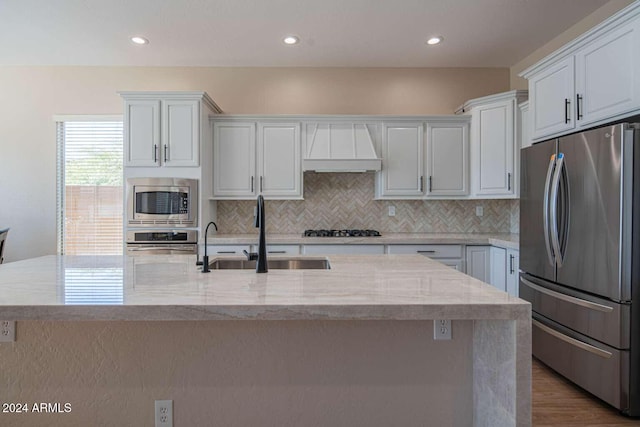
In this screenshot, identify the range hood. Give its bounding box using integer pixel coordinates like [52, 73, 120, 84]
[303, 123, 382, 172]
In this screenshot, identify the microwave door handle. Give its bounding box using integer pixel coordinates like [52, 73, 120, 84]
[543, 154, 556, 267]
[550, 154, 565, 266]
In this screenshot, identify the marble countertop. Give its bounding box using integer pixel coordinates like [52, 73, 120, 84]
[204, 232, 520, 250]
[0, 254, 528, 321]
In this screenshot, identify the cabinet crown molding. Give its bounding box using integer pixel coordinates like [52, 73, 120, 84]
[118, 90, 222, 114]
[519, 1, 640, 79]
[455, 90, 528, 114]
[209, 114, 470, 123]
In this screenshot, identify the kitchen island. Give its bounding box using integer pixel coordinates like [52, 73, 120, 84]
[0, 254, 530, 427]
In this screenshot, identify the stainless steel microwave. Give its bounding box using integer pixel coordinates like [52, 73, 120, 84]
[126, 178, 197, 227]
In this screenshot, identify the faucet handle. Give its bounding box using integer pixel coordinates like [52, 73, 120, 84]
[242, 250, 258, 261]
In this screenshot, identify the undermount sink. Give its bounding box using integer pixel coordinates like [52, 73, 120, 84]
[209, 258, 331, 270]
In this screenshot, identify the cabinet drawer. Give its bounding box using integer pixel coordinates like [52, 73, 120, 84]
[302, 245, 384, 255]
[206, 245, 251, 255]
[251, 244, 300, 255]
[386, 244, 462, 259]
[533, 315, 627, 410]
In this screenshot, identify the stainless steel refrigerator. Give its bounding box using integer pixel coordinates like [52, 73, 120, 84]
[520, 122, 640, 415]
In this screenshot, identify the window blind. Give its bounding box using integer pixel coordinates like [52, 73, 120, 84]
[56, 120, 124, 255]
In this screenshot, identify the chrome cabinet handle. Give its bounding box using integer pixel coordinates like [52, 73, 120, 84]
[251, 176, 254, 193]
[417, 250, 436, 254]
[564, 98, 570, 124]
[532, 319, 612, 359]
[543, 154, 556, 267]
[521, 277, 614, 313]
[164, 144, 168, 162]
[216, 251, 236, 254]
[268, 250, 286, 254]
[153, 144, 158, 163]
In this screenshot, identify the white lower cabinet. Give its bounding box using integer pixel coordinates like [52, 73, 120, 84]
[302, 245, 385, 255]
[386, 244, 464, 271]
[465, 246, 491, 283]
[474, 246, 520, 297]
[506, 248, 520, 297]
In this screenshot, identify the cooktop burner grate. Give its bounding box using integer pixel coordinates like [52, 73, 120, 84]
[303, 229, 381, 237]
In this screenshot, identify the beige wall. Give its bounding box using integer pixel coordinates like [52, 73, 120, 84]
[510, 0, 635, 89]
[0, 66, 508, 262]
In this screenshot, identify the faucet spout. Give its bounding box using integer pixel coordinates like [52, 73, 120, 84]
[255, 195, 268, 273]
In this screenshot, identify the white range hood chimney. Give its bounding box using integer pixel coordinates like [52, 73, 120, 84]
[303, 123, 382, 172]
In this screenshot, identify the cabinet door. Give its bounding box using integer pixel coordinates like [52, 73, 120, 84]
[380, 122, 424, 197]
[529, 56, 575, 140]
[506, 248, 520, 297]
[465, 246, 491, 283]
[213, 122, 256, 198]
[162, 99, 199, 167]
[490, 247, 507, 292]
[575, 17, 640, 127]
[472, 100, 515, 196]
[124, 99, 161, 167]
[258, 122, 302, 198]
[426, 122, 469, 197]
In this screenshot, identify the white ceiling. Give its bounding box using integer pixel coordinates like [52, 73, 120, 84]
[0, 0, 610, 67]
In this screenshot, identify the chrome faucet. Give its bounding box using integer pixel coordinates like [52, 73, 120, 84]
[243, 195, 268, 273]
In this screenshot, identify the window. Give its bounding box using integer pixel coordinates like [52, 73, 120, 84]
[56, 118, 124, 255]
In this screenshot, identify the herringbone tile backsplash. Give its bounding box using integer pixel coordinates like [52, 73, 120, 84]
[217, 173, 520, 234]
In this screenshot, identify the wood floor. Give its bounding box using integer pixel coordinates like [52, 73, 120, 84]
[532, 357, 640, 426]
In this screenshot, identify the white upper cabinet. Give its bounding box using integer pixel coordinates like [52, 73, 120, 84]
[522, 3, 640, 141]
[212, 120, 302, 200]
[529, 56, 575, 140]
[460, 90, 526, 199]
[213, 121, 256, 198]
[425, 122, 469, 197]
[121, 92, 220, 168]
[379, 122, 424, 197]
[162, 99, 199, 167]
[575, 17, 640, 126]
[258, 122, 302, 198]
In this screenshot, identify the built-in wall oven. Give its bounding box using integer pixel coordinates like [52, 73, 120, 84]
[126, 230, 198, 256]
[126, 177, 198, 227]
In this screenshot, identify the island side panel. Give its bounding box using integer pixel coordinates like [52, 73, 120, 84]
[472, 314, 531, 427]
[1, 320, 475, 427]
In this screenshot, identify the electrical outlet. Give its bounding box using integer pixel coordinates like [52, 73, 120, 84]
[155, 400, 173, 427]
[0, 321, 15, 342]
[388, 205, 396, 217]
[475, 206, 484, 217]
[434, 319, 451, 340]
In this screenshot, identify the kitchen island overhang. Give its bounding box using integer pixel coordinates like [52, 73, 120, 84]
[0, 254, 531, 427]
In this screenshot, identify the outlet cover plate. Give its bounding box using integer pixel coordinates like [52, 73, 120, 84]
[0, 321, 15, 342]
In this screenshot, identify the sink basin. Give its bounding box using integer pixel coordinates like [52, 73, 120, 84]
[209, 258, 331, 270]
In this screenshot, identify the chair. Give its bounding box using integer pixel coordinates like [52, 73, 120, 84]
[0, 228, 9, 264]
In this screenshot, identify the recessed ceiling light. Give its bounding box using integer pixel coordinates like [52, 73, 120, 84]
[131, 36, 149, 45]
[427, 36, 443, 45]
[283, 36, 300, 45]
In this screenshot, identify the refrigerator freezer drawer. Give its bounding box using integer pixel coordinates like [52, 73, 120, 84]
[521, 274, 630, 349]
[533, 315, 629, 411]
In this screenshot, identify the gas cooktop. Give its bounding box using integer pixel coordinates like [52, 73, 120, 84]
[303, 229, 381, 237]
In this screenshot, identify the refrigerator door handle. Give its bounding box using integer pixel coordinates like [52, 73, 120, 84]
[550, 153, 565, 266]
[543, 154, 556, 267]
